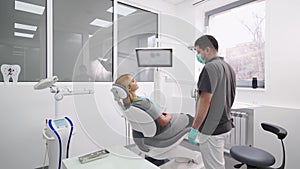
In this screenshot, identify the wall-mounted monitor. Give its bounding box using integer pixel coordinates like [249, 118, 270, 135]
[135, 48, 172, 67]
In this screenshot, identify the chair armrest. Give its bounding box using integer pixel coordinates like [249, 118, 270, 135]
[261, 122, 287, 140]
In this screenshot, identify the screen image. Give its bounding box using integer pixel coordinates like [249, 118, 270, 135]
[54, 119, 68, 128]
[136, 48, 172, 67]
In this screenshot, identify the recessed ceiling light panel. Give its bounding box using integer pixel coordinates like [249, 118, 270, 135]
[106, 4, 137, 16]
[14, 23, 37, 31]
[14, 32, 34, 38]
[15, 1, 45, 15]
[89, 18, 112, 28]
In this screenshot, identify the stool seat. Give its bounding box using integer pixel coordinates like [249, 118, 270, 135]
[230, 146, 275, 168]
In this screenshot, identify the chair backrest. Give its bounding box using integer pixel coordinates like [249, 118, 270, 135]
[111, 84, 157, 137]
[124, 107, 157, 137]
[261, 122, 287, 169]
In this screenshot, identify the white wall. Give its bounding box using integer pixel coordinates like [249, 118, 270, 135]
[0, 83, 124, 168]
[0, 82, 156, 169]
[252, 106, 300, 169]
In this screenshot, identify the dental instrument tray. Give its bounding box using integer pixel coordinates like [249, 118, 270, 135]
[78, 149, 110, 164]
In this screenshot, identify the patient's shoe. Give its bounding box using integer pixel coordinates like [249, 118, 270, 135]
[192, 153, 203, 165]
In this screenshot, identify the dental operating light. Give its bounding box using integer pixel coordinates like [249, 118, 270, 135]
[34, 76, 94, 169]
[34, 76, 59, 90]
[34, 76, 94, 117]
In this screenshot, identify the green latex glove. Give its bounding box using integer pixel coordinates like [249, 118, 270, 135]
[188, 128, 199, 144]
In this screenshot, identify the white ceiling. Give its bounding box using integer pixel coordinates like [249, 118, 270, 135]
[162, 0, 187, 5]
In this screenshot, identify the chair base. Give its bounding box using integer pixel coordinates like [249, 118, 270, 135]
[126, 142, 204, 169]
[160, 159, 205, 169]
[234, 163, 260, 169]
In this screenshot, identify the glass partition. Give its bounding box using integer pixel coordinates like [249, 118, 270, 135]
[117, 2, 158, 82]
[0, 0, 46, 82]
[53, 0, 113, 82]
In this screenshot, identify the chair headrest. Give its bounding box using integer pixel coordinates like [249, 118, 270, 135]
[111, 83, 129, 111]
[111, 83, 157, 137]
[111, 83, 128, 100]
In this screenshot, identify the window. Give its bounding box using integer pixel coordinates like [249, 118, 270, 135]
[53, 0, 113, 82]
[117, 2, 158, 82]
[0, 0, 46, 82]
[206, 0, 265, 88]
[53, 0, 158, 82]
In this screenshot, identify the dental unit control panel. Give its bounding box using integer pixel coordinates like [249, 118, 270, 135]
[34, 76, 94, 169]
[44, 117, 74, 169]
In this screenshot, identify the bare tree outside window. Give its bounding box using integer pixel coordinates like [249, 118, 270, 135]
[207, 0, 265, 88]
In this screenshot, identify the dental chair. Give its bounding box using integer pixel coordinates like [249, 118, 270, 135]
[230, 122, 287, 169]
[111, 84, 204, 169]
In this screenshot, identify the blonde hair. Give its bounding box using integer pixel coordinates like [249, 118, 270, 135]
[115, 74, 134, 107]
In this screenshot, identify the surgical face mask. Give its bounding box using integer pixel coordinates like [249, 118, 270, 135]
[196, 54, 205, 64]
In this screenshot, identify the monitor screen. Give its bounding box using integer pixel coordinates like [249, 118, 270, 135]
[54, 119, 68, 128]
[136, 48, 172, 67]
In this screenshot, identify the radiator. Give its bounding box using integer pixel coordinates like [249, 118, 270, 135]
[225, 110, 253, 149]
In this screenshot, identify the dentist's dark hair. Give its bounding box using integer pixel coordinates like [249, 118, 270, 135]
[194, 35, 219, 51]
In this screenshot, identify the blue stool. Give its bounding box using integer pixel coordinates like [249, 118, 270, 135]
[230, 123, 287, 169]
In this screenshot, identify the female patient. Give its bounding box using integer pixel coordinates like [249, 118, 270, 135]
[115, 73, 193, 140]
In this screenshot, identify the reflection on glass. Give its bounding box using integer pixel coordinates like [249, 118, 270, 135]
[15, 1, 45, 15]
[117, 3, 158, 82]
[53, 0, 113, 82]
[106, 3, 137, 16]
[0, 0, 46, 82]
[89, 18, 112, 28]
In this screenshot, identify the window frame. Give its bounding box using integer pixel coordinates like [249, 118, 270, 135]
[204, 0, 265, 89]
